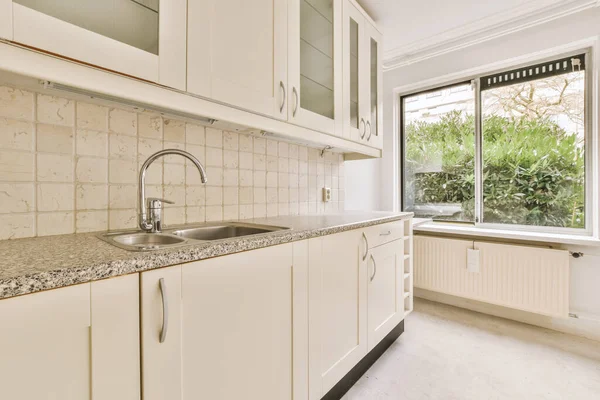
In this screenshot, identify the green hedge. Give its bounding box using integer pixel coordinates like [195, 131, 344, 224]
[405, 110, 585, 228]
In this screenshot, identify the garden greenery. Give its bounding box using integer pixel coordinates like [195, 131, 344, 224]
[405, 110, 585, 228]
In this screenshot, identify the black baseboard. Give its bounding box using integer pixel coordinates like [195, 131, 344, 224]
[321, 320, 405, 400]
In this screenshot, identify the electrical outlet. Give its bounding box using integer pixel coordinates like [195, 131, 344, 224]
[322, 187, 331, 202]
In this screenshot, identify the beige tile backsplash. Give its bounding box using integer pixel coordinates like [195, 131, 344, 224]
[0, 84, 345, 240]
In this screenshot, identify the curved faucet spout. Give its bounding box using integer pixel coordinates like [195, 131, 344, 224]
[139, 149, 208, 231]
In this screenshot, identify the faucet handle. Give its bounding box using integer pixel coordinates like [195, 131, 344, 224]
[147, 197, 175, 209]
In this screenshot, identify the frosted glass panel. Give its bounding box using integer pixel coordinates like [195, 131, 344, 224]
[349, 18, 359, 129]
[14, 0, 159, 55]
[370, 37, 378, 134]
[300, 0, 334, 119]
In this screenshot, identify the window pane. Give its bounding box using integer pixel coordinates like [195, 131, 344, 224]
[403, 83, 475, 222]
[481, 70, 586, 228]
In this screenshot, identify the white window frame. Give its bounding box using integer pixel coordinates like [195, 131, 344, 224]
[395, 40, 599, 238]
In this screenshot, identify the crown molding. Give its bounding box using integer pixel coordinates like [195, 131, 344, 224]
[383, 0, 599, 71]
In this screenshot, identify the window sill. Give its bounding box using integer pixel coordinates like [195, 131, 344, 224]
[414, 222, 600, 247]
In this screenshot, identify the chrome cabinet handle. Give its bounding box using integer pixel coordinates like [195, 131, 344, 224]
[380, 230, 391, 236]
[370, 254, 377, 282]
[362, 232, 369, 261]
[366, 121, 372, 141]
[279, 81, 286, 113]
[292, 87, 299, 117]
[159, 278, 168, 343]
[359, 118, 366, 139]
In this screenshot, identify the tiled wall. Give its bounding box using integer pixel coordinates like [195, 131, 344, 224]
[0, 85, 345, 240]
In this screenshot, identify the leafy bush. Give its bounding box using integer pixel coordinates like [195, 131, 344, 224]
[405, 110, 585, 228]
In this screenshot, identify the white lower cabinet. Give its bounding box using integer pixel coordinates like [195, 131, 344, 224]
[0, 221, 412, 400]
[307, 221, 412, 399]
[308, 230, 368, 398]
[141, 243, 302, 400]
[0, 274, 140, 400]
[366, 239, 405, 351]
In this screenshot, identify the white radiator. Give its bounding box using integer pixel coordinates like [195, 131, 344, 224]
[414, 236, 570, 318]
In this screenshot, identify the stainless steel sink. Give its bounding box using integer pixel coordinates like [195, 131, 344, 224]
[172, 224, 279, 241]
[111, 233, 187, 251]
[98, 222, 289, 251]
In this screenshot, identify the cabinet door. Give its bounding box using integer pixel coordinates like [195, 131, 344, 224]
[141, 266, 183, 400]
[187, 0, 288, 119]
[308, 230, 367, 398]
[363, 22, 383, 149]
[0, 284, 91, 400]
[0, 0, 11, 40]
[342, 0, 365, 142]
[181, 244, 293, 400]
[367, 240, 404, 350]
[288, 0, 343, 135]
[8, 0, 186, 89]
[91, 274, 141, 400]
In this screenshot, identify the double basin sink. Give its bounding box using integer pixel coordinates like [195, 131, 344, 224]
[99, 222, 289, 251]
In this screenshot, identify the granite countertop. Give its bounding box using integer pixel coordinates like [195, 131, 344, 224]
[0, 211, 412, 300]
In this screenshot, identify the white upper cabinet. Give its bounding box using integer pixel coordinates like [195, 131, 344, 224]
[3, 0, 186, 89]
[187, 0, 288, 120]
[364, 22, 383, 149]
[342, 0, 382, 149]
[288, 0, 343, 136]
[342, 0, 365, 142]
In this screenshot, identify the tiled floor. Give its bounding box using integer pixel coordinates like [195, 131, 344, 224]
[343, 298, 600, 400]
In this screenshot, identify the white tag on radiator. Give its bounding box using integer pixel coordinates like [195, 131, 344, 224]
[467, 249, 480, 273]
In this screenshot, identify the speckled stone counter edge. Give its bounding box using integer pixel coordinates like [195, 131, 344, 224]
[0, 214, 411, 300]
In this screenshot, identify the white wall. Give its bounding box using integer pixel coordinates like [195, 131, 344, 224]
[356, 6, 600, 336]
[344, 158, 381, 210]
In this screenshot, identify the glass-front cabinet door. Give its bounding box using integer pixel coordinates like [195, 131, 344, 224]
[1, 0, 186, 89]
[288, 0, 342, 136]
[365, 22, 383, 149]
[342, 0, 365, 142]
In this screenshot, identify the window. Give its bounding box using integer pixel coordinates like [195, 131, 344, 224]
[401, 52, 589, 233]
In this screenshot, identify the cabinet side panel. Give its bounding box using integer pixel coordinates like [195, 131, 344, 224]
[0, 284, 91, 399]
[91, 274, 141, 400]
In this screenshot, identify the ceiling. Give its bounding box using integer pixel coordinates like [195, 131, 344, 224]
[357, 0, 598, 70]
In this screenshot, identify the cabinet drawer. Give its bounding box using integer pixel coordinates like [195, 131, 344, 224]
[364, 220, 408, 249]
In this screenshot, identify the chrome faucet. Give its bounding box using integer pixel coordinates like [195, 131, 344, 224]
[139, 149, 208, 233]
